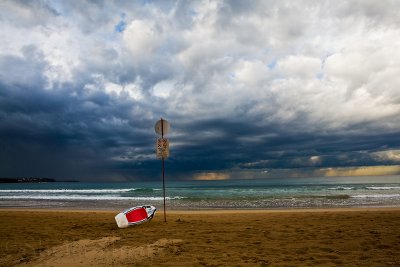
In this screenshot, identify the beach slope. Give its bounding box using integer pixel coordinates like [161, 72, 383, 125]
[1, 209, 399, 266]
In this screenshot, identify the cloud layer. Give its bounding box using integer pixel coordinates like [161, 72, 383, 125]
[1, 0, 400, 181]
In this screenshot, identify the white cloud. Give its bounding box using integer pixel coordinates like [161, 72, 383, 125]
[123, 19, 162, 61]
[277, 55, 321, 79]
[310, 156, 321, 164]
[234, 60, 270, 86]
[152, 80, 175, 98]
[2, 1, 399, 127]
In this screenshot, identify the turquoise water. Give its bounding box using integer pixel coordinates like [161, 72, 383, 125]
[1, 176, 399, 210]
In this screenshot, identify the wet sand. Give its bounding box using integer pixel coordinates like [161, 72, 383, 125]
[1, 208, 400, 266]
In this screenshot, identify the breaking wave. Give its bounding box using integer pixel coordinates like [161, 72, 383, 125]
[327, 187, 355, 190]
[0, 188, 160, 193]
[352, 194, 400, 199]
[365, 186, 400, 190]
[0, 195, 184, 201]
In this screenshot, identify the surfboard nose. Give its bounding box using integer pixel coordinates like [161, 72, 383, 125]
[146, 206, 157, 220]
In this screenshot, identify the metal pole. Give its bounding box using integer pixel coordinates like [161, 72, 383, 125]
[162, 157, 166, 222]
[161, 118, 166, 222]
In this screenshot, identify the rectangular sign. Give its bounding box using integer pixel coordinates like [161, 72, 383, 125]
[156, 138, 169, 159]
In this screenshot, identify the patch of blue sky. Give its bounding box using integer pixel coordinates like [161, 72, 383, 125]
[47, 0, 63, 16]
[115, 20, 126, 33]
[115, 13, 127, 33]
[267, 60, 277, 70]
[189, 9, 198, 17]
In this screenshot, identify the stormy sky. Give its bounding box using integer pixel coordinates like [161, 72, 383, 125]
[1, 0, 400, 181]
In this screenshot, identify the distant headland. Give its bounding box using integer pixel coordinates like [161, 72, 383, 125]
[0, 178, 79, 183]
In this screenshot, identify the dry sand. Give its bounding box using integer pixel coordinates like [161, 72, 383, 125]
[1, 208, 400, 266]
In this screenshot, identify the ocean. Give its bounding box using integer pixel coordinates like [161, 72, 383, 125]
[1, 176, 400, 210]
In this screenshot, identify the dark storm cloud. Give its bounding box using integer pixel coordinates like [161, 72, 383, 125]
[168, 118, 400, 178]
[0, 46, 155, 180]
[1, 0, 400, 181]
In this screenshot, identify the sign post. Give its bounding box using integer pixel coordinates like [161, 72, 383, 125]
[155, 118, 170, 222]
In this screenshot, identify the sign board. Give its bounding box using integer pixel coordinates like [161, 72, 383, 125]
[155, 119, 170, 136]
[156, 138, 169, 159]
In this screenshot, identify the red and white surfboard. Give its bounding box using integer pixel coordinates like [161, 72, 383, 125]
[115, 205, 157, 228]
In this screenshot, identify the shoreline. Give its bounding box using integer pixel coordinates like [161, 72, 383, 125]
[1, 205, 400, 213]
[2, 198, 400, 212]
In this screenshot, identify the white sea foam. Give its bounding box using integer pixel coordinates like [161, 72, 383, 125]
[352, 194, 400, 199]
[0, 195, 184, 201]
[0, 189, 145, 193]
[327, 187, 354, 190]
[365, 186, 400, 190]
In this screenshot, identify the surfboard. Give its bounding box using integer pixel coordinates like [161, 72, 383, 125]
[115, 205, 157, 228]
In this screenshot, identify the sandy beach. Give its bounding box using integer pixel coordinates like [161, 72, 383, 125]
[1, 208, 400, 266]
